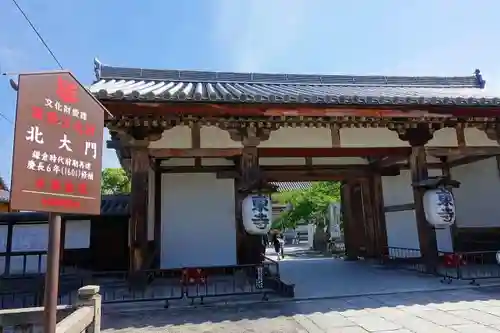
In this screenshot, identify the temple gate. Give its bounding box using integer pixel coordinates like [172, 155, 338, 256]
[90, 60, 500, 274]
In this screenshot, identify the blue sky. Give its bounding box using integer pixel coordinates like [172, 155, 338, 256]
[1, 0, 500, 184]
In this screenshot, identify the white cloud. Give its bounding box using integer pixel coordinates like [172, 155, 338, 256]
[211, 0, 310, 72]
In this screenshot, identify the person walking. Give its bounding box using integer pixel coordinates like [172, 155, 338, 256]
[272, 233, 284, 260]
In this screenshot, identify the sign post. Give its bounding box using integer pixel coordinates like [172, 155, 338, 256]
[10, 72, 106, 333]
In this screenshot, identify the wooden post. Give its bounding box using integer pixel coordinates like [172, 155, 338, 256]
[391, 125, 438, 272]
[75, 285, 102, 333]
[341, 181, 361, 260]
[236, 145, 265, 265]
[359, 178, 377, 258]
[129, 141, 150, 272]
[371, 173, 388, 258]
[409, 145, 438, 272]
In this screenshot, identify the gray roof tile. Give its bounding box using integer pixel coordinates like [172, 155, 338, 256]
[89, 59, 499, 106]
[271, 182, 313, 192]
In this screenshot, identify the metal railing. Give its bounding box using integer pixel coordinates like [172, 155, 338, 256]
[382, 247, 500, 285]
[0, 250, 80, 276]
[0, 257, 293, 309]
[0, 285, 101, 333]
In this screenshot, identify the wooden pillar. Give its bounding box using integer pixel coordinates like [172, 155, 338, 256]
[391, 125, 438, 272]
[229, 126, 273, 266]
[359, 178, 377, 258]
[341, 181, 365, 260]
[409, 145, 438, 271]
[236, 144, 266, 265]
[129, 141, 150, 272]
[371, 173, 388, 258]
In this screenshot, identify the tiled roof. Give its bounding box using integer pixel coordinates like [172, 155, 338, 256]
[100, 194, 129, 216]
[271, 182, 313, 192]
[89, 59, 499, 106]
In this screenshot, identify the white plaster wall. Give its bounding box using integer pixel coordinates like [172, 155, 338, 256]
[342, 128, 410, 148]
[453, 157, 500, 228]
[0, 220, 91, 274]
[160, 173, 236, 269]
[464, 128, 499, 147]
[200, 126, 243, 148]
[382, 170, 419, 255]
[341, 128, 459, 148]
[427, 128, 458, 147]
[149, 126, 191, 149]
[259, 128, 332, 148]
[382, 169, 453, 255]
[147, 125, 467, 149]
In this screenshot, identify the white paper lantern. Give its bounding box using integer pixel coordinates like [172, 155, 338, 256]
[242, 194, 272, 235]
[423, 188, 456, 228]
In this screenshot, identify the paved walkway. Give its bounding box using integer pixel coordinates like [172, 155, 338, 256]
[266, 244, 476, 299]
[99, 245, 500, 331]
[102, 287, 500, 332]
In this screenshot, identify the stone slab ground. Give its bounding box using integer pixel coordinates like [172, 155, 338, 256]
[266, 244, 482, 300]
[101, 286, 500, 332]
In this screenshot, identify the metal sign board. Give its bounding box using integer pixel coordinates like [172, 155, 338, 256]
[10, 72, 105, 215]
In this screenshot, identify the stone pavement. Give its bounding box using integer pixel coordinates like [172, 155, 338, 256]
[266, 244, 478, 299]
[101, 287, 500, 332]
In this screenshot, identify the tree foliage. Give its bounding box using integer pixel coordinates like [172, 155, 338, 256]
[272, 181, 341, 229]
[101, 168, 131, 194]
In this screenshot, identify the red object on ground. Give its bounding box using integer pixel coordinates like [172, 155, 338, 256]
[443, 253, 466, 267]
[181, 268, 206, 285]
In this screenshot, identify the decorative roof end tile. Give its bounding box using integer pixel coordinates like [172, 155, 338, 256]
[475, 69, 486, 89]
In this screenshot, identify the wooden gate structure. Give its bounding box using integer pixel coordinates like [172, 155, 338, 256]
[90, 60, 500, 273]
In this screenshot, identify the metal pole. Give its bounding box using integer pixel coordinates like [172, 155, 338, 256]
[43, 212, 61, 333]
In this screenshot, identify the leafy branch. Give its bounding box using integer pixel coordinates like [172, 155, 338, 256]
[272, 181, 341, 229]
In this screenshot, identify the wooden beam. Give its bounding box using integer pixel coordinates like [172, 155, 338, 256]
[102, 100, 500, 118]
[426, 146, 500, 157]
[150, 147, 417, 158]
[150, 148, 243, 158]
[160, 165, 235, 173]
[264, 169, 369, 181]
[384, 203, 415, 213]
[449, 155, 495, 167]
[372, 155, 408, 168]
[259, 147, 411, 158]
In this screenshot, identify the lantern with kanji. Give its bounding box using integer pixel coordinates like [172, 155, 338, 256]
[242, 194, 272, 235]
[423, 187, 456, 229]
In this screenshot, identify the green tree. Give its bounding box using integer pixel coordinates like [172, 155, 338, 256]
[101, 168, 131, 194]
[272, 181, 341, 229]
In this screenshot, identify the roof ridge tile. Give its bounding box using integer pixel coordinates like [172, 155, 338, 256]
[93, 59, 481, 88]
